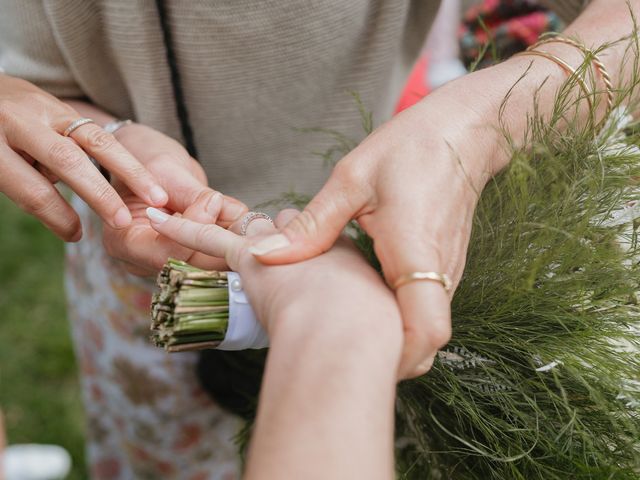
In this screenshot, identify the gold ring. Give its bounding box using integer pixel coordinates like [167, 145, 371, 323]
[393, 271, 452, 292]
[62, 118, 94, 137]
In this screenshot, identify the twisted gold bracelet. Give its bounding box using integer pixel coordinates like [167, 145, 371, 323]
[513, 49, 595, 120]
[534, 33, 614, 126]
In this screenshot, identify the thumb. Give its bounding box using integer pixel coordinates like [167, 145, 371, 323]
[250, 166, 369, 264]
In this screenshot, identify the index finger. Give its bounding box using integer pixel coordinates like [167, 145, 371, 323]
[65, 122, 168, 207]
[146, 207, 241, 261]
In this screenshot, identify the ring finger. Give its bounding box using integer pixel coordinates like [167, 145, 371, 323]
[63, 121, 168, 207]
[228, 211, 277, 237]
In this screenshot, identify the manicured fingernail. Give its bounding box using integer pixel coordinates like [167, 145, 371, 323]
[248, 234, 291, 256]
[146, 207, 170, 224]
[222, 201, 247, 221]
[149, 185, 168, 206]
[206, 192, 223, 217]
[113, 206, 132, 228]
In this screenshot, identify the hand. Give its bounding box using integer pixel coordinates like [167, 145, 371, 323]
[0, 74, 168, 241]
[145, 200, 402, 343]
[102, 123, 248, 276]
[238, 64, 534, 379]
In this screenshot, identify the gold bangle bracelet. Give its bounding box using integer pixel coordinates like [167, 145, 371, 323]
[533, 34, 614, 123]
[514, 49, 595, 123]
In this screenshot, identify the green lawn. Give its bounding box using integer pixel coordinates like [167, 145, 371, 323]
[0, 195, 86, 479]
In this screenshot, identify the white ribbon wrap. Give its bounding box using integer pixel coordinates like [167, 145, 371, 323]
[216, 272, 269, 351]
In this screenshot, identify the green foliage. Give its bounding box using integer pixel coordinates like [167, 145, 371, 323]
[395, 111, 640, 478]
[0, 196, 86, 479]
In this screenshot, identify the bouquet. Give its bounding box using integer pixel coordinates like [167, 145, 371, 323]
[151, 55, 640, 478]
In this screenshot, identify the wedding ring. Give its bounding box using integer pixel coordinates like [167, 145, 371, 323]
[239, 212, 274, 236]
[393, 271, 453, 292]
[62, 118, 94, 137]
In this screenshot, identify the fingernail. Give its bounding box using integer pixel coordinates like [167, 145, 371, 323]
[149, 185, 168, 206]
[222, 201, 247, 221]
[70, 229, 83, 243]
[113, 206, 132, 228]
[206, 192, 223, 217]
[248, 234, 291, 256]
[146, 207, 170, 224]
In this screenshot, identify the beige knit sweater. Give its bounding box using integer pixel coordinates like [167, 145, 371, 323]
[0, 0, 588, 207]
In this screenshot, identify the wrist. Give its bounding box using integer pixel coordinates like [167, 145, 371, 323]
[420, 51, 573, 177]
[271, 298, 403, 370]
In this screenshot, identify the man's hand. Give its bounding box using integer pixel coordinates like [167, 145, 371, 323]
[103, 123, 248, 276]
[0, 75, 168, 241]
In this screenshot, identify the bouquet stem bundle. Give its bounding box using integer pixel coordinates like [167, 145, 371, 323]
[151, 259, 230, 352]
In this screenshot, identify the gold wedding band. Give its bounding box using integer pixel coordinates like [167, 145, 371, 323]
[393, 271, 452, 292]
[239, 212, 274, 236]
[62, 118, 94, 137]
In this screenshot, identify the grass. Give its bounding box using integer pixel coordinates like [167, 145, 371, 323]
[0, 195, 86, 479]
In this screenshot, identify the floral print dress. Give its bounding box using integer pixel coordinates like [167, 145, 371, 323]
[65, 196, 241, 480]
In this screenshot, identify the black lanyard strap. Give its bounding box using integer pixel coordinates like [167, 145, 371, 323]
[155, 0, 199, 159]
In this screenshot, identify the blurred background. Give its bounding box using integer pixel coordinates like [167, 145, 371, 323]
[0, 196, 86, 478]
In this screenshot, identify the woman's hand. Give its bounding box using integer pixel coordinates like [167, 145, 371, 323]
[237, 0, 639, 379]
[146, 198, 402, 480]
[145, 195, 400, 339]
[241, 74, 501, 379]
[240, 50, 577, 379]
[101, 122, 248, 276]
[0, 74, 168, 241]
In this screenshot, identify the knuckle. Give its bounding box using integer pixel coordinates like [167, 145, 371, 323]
[47, 141, 86, 171]
[21, 185, 56, 215]
[194, 189, 212, 205]
[405, 316, 451, 357]
[287, 209, 321, 239]
[32, 90, 56, 108]
[92, 181, 119, 206]
[225, 243, 243, 272]
[85, 129, 116, 151]
[427, 319, 452, 350]
[333, 160, 359, 186]
[193, 223, 215, 247]
[0, 100, 15, 122]
[126, 162, 149, 181]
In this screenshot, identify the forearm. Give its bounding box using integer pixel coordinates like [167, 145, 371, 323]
[244, 306, 402, 480]
[415, 0, 639, 181]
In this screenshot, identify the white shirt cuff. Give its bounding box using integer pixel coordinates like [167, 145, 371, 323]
[216, 272, 269, 350]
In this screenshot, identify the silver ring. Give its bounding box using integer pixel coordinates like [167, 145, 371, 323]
[62, 118, 94, 137]
[240, 212, 274, 236]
